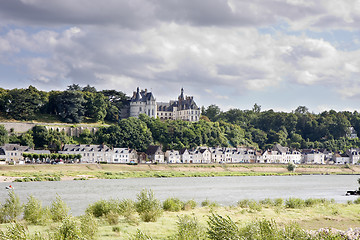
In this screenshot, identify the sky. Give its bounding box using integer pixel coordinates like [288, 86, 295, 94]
[1, 0, 360, 113]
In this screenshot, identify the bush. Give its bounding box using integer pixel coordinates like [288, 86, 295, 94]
[285, 198, 305, 209]
[135, 189, 163, 222]
[105, 211, 119, 225]
[287, 163, 296, 172]
[0, 221, 28, 240]
[182, 200, 197, 210]
[50, 195, 70, 222]
[0, 191, 23, 223]
[175, 215, 205, 240]
[50, 217, 82, 240]
[24, 195, 45, 225]
[207, 213, 240, 240]
[201, 199, 211, 207]
[119, 199, 137, 223]
[130, 229, 153, 240]
[86, 199, 121, 218]
[273, 198, 284, 207]
[353, 197, 360, 204]
[79, 213, 98, 240]
[163, 197, 184, 212]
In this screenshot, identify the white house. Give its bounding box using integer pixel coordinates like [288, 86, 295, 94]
[113, 148, 132, 164]
[346, 148, 360, 164]
[180, 149, 193, 163]
[165, 150, 181, 163]
[59, 144, 112, 163]
[332, 153, 351, 164]
[210, 147, 225, 163]
[301, 149, 325, 164]
[193, 147, 211, 164]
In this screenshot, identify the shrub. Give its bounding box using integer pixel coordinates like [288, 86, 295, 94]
[237, 199, 250, 208]
[285, 198, 305, 209]
[207, 213, 240, 240]
[24, 195, 45, 225]
[259, 198, 273, 207]
[105, 211, 119, 225]
[0, 221, 28, 240]
[201, 199, 211, 207]
[175, 215, 205, 240]
[0, 191, 23, 223]
[183, 199, 197, 210]
[135, 189, 163, 222]
[287, 163, 296, 172]
[79, 213, 98, 240]
[119, 199, 137, 223]
[163, 197, 184, 212]
[86, 199, 121, 218]
[130, 229, 153, 240]
[273, 198, 284, 207]
[201, 199, 218, 208]
[50, 195, 70, 222]
[50, 217, 82, 240]
[353, 197, 360, 204]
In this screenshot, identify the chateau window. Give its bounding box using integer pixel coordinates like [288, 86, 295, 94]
[152, 109, 154, 116]
[139, 107, 142, 111]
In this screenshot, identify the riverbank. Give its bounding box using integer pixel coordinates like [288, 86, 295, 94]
[0, 163, 359, 182]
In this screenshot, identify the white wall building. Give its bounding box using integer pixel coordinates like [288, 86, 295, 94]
[165, 150, 181, 163]
[59, 144, 112, 163]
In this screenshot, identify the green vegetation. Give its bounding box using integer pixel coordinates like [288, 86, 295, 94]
[135, 189, 163, 222]
[2, 85, 360, 153]
[0, 190, 359, 239]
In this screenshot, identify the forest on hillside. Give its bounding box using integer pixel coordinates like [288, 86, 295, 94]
[1, 85, 360, 152]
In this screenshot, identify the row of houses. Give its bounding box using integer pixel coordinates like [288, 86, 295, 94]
[1, 143, 360, 165]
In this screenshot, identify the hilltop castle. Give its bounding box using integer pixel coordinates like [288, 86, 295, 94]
[120, 88, 200, 122]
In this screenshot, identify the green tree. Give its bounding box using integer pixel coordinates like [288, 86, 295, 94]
[135, 189, 163, 222]
[203, 104, 221, 121]
[55, 90, 85, 123]
[0, 125, 8, 145]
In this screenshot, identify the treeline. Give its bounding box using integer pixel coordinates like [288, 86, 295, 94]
[1, 85, 360, 152]
[0, 85, 127, 123]
[202, 104, 360, 151]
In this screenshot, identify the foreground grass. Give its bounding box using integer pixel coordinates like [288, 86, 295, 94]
[1, 197, 360, 239]
[1, 164, 360, 182]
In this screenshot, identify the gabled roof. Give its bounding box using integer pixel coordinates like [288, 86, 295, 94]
[130, 88, 155, 103]
[146, 145, 163, 155]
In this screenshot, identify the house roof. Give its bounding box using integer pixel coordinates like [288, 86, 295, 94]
[146, 145, 163, 155]
[130, 88, 155, 103]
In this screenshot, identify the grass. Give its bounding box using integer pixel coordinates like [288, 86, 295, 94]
[1, 164, 360, 182]
[1, 198, 359, 239]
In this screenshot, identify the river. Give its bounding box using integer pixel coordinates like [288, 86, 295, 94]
[0, 175, 359, 216]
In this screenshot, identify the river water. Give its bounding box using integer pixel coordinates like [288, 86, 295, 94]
[1, 175, 359, 216]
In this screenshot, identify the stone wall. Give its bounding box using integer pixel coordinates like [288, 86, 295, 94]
[0, 122, 101, 137]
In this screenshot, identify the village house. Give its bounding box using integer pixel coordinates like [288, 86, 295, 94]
[165, 150, 181, 163]
[301, 149, 325, 164]
[210, 147, 225, 163]
[346, 148, 360, 165]
[192, 147, 211, 163]
[179, 148, 193, 163]
[146, 145, 165, 163]
[233, 147, 257, 163]
[332, 152, 351, 164]
[59, 144, 112, 163]
[112, 148, 137, 164]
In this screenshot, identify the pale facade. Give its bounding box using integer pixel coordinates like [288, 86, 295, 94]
[59, 144, 112, 163]
[129, 88, 157, 118]
[165, 150, 181, 163]
[157, 88, 200, 122]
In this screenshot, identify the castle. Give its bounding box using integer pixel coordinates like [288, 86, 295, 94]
[121, 88, 200, 122]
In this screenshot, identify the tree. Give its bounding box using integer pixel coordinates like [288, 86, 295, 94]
[55, 90, 85, 123]
[0, 125, 8, 145]
[67, 84, 82, 91]
[4, 86, 47, 120]
[32, 126, 49, 149]
[135, 189, 162, 222]
[203, 105, 221, 121]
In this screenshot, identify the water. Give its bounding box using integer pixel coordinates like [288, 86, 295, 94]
[1, 175, 359, 216]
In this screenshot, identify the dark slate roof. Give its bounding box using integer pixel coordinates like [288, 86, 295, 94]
[146, 145, 162, 155]
[130, 88, 155, 102]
